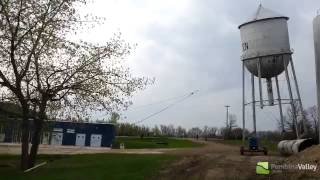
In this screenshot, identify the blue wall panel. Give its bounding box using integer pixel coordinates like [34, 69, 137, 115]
[62, 133, 76, 145]
[52, 121, 115, 147]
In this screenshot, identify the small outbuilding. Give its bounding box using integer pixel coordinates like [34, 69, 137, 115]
[0, 103, 116, 147]
[50, 121, 115, 147]
[0, 119, 115, 148]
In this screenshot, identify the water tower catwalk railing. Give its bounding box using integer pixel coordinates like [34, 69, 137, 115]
[241, 55, 306, 142]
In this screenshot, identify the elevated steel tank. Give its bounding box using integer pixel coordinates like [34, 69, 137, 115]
[239, 5, 293, 108]
[239, 4, 291, 79]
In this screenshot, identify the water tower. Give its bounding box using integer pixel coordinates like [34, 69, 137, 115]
[239, 5, 305, 140]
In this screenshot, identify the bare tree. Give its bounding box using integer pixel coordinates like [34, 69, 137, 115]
[201, 126, 218, 140]
[152, 125, 161, 137]
[278, 102, 313, 139]
[222, 114, 237, 139]
[231, 128, 243, 139]
[228, 114, 237, 130]
[306, 106, 319, 141]
[0, 0, 151, 170]
[109, 112, 120, 124]
[208, 127, 218, 138]
[188, 127, 202, 139]
[159, 124, 176, 137]
[176, 126, 186, 138]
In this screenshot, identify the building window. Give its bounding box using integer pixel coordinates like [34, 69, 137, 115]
[67, 129, 75, 133]
[53, 128, 63, 132]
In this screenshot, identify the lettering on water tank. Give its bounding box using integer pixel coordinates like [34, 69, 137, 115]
[242, 42, 249, 51]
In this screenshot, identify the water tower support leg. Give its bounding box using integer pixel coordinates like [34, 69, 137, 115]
[257, 58, 264, 109]
[289, 58, 307, 135]
[242, 61, 246, 142]
[284, 56, 299, 139]
[275, 76, 285, 134]
[251, 73, 257, 136]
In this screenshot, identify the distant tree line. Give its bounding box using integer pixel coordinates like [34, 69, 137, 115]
[114, 123, 219, 139]
[110, 104, 319, 143]
[277, 104, 319, 142]
[113, 122, 248, 140]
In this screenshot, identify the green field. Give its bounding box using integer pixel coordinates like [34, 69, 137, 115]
[0, 154, 178, 180]
[0, 137, 202, 180]
[213, 139, 278, 152]
[112, 137, 204, 149]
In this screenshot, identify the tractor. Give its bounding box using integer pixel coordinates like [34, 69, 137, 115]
[240, 137, 268, 155]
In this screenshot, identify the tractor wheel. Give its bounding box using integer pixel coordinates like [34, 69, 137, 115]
[240, 146, 244, 155]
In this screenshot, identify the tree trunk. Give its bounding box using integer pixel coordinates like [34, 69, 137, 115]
[28, 119, 44, 168]
[20, 101, 31, 170]
[28, 101, 47, 168]
[20, 116, 30, 170]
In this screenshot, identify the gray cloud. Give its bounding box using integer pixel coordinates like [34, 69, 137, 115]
[88, 0, 320, 130]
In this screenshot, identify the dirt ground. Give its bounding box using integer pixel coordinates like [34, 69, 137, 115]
[157, 140, 320, 180]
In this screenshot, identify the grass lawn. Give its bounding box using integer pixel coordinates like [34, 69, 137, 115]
[0, 153, 178, 180]
[213, 139, 278, 152]
[112, 136, 204, 149]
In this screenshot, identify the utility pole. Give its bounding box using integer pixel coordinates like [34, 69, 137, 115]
[225, 105, 230, 128]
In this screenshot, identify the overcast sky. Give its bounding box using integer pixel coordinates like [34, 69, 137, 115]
[80, 0, 320, 131]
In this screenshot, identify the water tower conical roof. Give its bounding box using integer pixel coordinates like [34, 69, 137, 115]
[238, 5, 289, 29]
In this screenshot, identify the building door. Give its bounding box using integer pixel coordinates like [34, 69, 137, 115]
[90, 134, 102, 147]
[75, 133, 86, 146]
[0, 133, 4, 142]
[51, 132, 63, 145]
[42, 132, 50, 144]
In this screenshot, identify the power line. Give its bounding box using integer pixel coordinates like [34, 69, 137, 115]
[127, 92, 194, 111]
[132, 90, 199, 125]
[94, 91, 199, 120]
